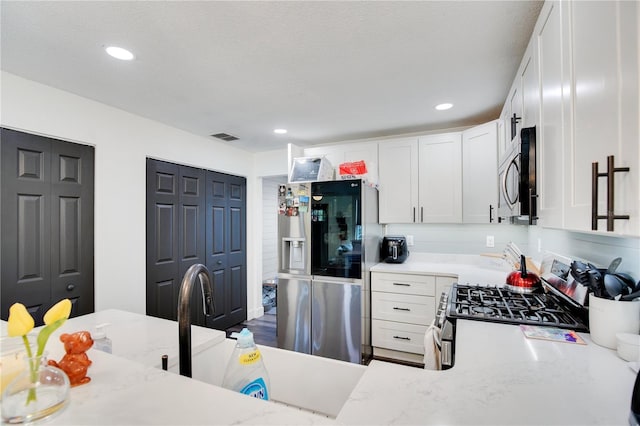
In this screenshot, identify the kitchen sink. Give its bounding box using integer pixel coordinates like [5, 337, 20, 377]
[168, 338, 366, 418]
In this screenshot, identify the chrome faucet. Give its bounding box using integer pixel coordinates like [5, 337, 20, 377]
[178, 263, 215, 377]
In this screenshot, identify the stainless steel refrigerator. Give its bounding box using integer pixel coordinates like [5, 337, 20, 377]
[276, 179, 381, 364]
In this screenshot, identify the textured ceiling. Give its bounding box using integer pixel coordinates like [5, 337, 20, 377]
[0, 1, 544, 152]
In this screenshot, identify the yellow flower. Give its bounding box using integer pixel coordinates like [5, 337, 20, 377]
[6, 299, 72, 405]
[43, 299, 71, 325]
[7, 303, 34, 337]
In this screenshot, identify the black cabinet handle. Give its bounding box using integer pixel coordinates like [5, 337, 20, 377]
[421, 206, 424, 223]
[592, 155, 630, 231]
[489, 204, 494, 223]
[66, 284, 75, 291]
[393, 335, 411, 341]
[161, 355, 168, 371]
[528, 189, 538, 225]
[393, 307, 410, 312]
[413, 207, 416, 223]
[511, 113, 521, 140]
[392, 282, 411, 287]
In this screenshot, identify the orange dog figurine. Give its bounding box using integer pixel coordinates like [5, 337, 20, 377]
[48, 331, 94, 387]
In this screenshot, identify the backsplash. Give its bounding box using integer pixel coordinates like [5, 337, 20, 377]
[384, 224, 529, 256]
[529, 227, 640, 279]
[383, 223, 640, 282]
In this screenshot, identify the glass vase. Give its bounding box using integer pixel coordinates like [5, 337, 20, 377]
[1, 353, 70, 424]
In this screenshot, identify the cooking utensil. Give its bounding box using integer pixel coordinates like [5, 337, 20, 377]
[621, 288, 640, 301]
[607, 257, 622, 274]
[588, 269, 605, 298]
[570, 260, 591, 286]
[604, 273, 629, 299]
[506, 255, 541, 293]
[503, 244, 520, 270]
[614, 273, 636, 293]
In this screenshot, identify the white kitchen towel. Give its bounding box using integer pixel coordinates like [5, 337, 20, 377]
[423, 319, 442, 370]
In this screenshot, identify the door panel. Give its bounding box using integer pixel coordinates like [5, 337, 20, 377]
[50, 139, 94, 314]
[206, 171, 246, 330]
[1, 128, 94, 324]
[146, 159, 246, 330]
[311, 280, 361, 363]
[146, 160, 180, 320]
[147, 161, 208, 323]
[276, 277, 311, 353]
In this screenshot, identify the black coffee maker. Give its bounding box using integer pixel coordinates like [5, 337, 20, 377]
[380, 235, 409, 263]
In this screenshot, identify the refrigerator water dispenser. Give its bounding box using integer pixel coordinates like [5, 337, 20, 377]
[282, 237, 306, 272]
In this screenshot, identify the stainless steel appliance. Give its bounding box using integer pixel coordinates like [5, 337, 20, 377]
[288, 156, 333, 183]
[498, 126, 537, 225]
[276, 179, 381, 364]
[380, 235, 409, 263]
[436, 254, 589, 369]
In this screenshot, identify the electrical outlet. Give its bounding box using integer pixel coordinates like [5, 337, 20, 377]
[406, 235, 414, 246]
[486, 235, 495, 248]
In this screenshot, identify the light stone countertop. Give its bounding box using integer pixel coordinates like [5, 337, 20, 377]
[1, 254, 635, 425]
[370, 252, 515, 286]
[3, 310, 633, 425]
[338, 320, 636, 425]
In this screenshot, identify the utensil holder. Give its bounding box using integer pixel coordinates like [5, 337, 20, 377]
[589, 293, 640, 348]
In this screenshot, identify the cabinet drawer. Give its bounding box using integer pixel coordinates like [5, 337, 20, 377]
[371, 272, 435, 296]
[372, 319, 427, 355]
[371, 292, 435, 325]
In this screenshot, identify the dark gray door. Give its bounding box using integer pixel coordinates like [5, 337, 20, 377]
[206, 171, 247, 330]
[146, 159, 246, 330]
[1, 128, 95, 325]
[146, 160, 206, 323]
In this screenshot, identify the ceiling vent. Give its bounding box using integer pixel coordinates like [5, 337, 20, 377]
[210, 132, 239, 142]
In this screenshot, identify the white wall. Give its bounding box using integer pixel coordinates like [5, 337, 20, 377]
[262, 176, 287, 282]
[1, 71, 260, 316]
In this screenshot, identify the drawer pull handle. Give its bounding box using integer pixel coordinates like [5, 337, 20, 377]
[393, 336, 411, 341]
[393, 283, 411, 287]
[393, 307, 410, 311]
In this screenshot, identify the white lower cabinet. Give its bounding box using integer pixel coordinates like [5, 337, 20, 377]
[372, 292, 434, 325]
[371, 320, 428, 357]
[371, 271, 457, 364]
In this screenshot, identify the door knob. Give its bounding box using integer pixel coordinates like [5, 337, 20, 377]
[66, 283, 75, 291]
[217, 260, 222, 265]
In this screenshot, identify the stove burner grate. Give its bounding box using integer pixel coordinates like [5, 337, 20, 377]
[447, 284, 588, 331]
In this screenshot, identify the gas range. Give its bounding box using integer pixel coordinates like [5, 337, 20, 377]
[445, 283, 589, 331]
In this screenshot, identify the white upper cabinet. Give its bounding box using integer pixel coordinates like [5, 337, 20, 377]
[462, 121, 498, 224]
[536, 1, 565, 229]
[504, 0, 639, 236]
[378, 133, 464, 224]
[507, 83, 523, 144]
[562, 0, 639, 235]
[534, 2, 567, 228]
[418, 133, 463, 223]
[521, 41, 539, 131]
[497, 108, 508, 159]
[378, 138, 419, 223]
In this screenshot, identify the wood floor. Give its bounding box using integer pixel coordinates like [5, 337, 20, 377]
[225, 312, 277, 347]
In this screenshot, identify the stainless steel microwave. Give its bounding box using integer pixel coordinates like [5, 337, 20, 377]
[498, 126, 537, 225]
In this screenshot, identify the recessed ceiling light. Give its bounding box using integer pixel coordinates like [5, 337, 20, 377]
[105, 46, 135, 61]
[435, 103, 453, 111]
[274, 128, 288, 134]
